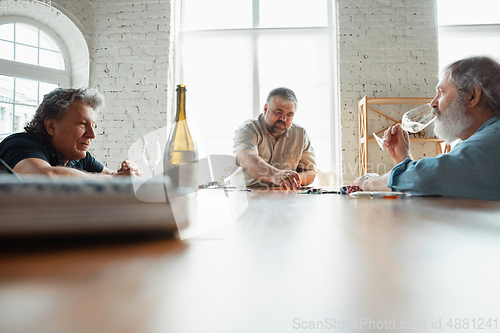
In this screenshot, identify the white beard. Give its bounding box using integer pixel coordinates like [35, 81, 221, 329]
[433, 94, 475, 144]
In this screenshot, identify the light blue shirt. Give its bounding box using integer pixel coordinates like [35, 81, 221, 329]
[388, 116, 500, 200]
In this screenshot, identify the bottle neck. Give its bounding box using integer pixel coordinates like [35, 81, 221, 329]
[176, 87, 187, 122]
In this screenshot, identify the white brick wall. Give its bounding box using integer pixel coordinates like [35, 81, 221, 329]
[53, 0, 174, 171]
[337, 0, 439, 183]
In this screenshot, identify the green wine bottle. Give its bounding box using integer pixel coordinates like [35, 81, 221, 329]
[164, 84, 199, 192]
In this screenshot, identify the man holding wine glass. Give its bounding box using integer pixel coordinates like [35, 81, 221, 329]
[355, 56, 500, 201]
[0, 88, 142, 179]
[233, 87, 317, 189]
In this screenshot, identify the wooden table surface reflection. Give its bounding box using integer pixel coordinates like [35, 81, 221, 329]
[1, 189, 500, 333]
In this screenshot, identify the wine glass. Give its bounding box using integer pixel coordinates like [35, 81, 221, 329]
[142, 141, 161, 179]
[373, 103, 436, 150]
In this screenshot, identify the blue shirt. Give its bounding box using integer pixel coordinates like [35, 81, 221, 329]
[388, 116, 500, 201]
[0, 133, 104, 173]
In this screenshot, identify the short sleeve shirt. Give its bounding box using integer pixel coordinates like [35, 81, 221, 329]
[0, 132, 104, 173]
[233, 113, 316, 186]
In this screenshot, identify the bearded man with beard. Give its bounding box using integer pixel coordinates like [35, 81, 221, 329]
[233, 87, 316, 189]
[355, 56, 500, 200]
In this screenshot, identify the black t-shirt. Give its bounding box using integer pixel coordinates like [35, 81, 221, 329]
[0, 133, 104, 173]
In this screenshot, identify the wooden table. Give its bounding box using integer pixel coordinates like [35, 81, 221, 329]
[1, 189, 500, 333]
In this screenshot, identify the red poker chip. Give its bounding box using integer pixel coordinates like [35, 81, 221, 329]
[340, 185, 362, 195]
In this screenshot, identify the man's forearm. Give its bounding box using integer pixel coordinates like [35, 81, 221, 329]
[359, 173, 391, 191]
[14, 158, 111, 179]
[45, 166, 111, 179]
[238, 150, 279, 183]
[298, 170, 316, 186]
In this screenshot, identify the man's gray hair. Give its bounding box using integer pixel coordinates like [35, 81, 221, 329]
[444, 56, 500, 116]
[25, 88, 104, 142]
[266, 87, 298, 106]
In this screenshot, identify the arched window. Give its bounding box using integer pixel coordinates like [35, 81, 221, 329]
[0, 19, 71, 141]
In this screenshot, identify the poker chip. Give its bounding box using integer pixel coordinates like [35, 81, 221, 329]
[297, 188, 341, 194]
[340, 185, 362, 195]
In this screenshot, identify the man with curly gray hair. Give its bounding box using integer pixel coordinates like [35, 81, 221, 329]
[0, 88, 141, 178]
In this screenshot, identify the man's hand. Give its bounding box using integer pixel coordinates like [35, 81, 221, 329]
[384, 124, 412, 165]
[237, 149, 311, 189]
[271, 169, 301, 190]
[354, 173, 379, 191]
[297, 170, 316, 186]
[114, 160, 142, 177]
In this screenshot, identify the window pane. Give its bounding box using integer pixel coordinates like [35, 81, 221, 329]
[39, 30, 61, 51]
[0, 23, 14, 42]
[15, 77, 38, 106]
[258, 33, 330, 88]
[39, 81, 59, 103]
[39, 49, 65, 70]
[438, 0, 500, 25]
[13, 105, 36, 133]
[15, 23, 39, 47]
[182, 33, 253, 154]
[15, 44, 38, 66]
[259, 0, 328, 28]
[182, 0, 252, 30]
[0, 40, 14, 61]
[0, 75, 14, 104]
[0, 103, 14, 138]
[439, 26, 500, 71]
[258, 33, 331, 168]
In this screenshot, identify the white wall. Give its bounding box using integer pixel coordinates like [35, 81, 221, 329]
[52, 0, 174, 171]
[337, 0, 439, 183]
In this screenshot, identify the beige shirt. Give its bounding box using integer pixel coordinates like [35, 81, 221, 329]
[233, 113, 316, 186]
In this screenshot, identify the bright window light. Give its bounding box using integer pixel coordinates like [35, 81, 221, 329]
[182, 33, 254, 155]
[0, 21, 67, 141]
[0, 23, 14, 41]
[182, 0, 252, 30]
[15, 23, 38, 47]
[437, 0, 500, 71]
[259, 0, 328, 28]
[0, 40, 14, 61]
[0, 23, 66, 70]
[15, 77, 38, 105]
[437, 0, 500, 26]
[0, 74, 59, 141]
[179, 0, 336, 183]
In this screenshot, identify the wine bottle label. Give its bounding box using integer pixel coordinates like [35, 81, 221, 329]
[165, 160, 199, 190]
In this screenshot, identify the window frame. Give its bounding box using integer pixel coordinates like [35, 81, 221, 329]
[0, 16, 71, 87]
[0, 17, 70, 140]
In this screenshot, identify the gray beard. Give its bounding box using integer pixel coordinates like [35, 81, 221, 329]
[433, 94, 475, 144]
[265, 119, 286, 136]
